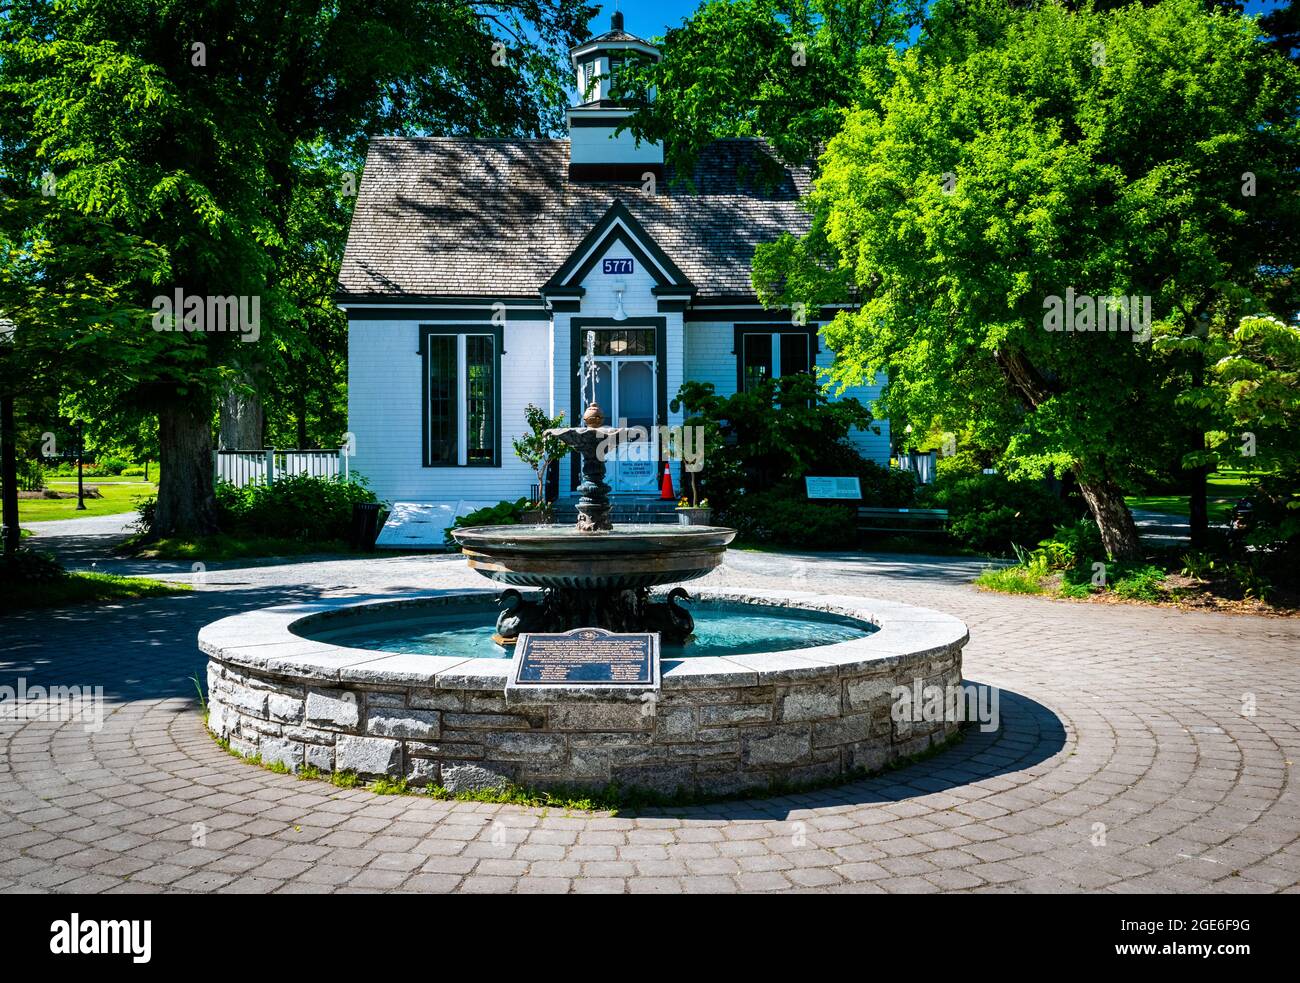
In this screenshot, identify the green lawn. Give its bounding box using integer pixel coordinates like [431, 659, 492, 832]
[1125, 470, 1259, 523]
[0, 571, 190, 613]
[18, 480, 156, 523]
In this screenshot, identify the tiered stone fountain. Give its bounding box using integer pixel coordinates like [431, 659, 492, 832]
[198, 391, 971, 795]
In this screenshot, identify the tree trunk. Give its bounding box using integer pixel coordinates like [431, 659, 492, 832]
[1078, 477, 1142, 560]
[154, 399, 219, 538]
[219, 381, 265, 450]
[1187, 466, 1209, 549]
[1185, 321, 1210, 550]
[295, 390, 308, 449]
[1, 393, 19, 557]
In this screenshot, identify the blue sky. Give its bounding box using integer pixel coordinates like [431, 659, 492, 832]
[599, 0, 1290, 41]
[594, 0, 702, 37]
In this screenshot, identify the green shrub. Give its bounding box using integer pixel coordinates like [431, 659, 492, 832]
[934, 450, 984, 482]
[1180, 550, 1218, 580]
[974, 564, 1046, 595]
[670, 375, 874, 509]
[1228, 560, 1273, 601]
[217, 474, 377, 540]
[923, 471, 1074, 556]
[16, 457, 44, 491]
[445, 498, 530, 545]
[1111, 564, 1167, 602]
[135, 474, 377, 541]
[0, 548, 66, 583]
[1243, 472, 1299, 557]
[720, 487, 855, 548]
[92, 455, 129, 476]
[133, 496, 156, 535]
[1035, 518, 1106, 570]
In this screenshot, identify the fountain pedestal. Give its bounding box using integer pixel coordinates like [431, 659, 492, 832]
[561, 402, 618, 533]
[450, 400, 735, 646]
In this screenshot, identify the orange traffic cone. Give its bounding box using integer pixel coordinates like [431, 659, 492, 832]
[659, 461, 675, 500]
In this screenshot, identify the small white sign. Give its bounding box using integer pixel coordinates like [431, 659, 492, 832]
[804, 476, 862, 500]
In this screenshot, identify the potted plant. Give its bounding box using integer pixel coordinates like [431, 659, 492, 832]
[512, 404, 567, 524]
[675, 485, 712, 526]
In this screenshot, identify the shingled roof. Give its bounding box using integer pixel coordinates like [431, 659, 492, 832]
[583, 28, 643, 43]
[337, 137, 811, 302]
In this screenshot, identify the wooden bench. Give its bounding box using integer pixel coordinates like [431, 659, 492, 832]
[857, 507, 950, 536]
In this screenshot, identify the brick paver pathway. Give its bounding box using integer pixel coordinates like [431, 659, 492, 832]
[2, 541, 1297, 894]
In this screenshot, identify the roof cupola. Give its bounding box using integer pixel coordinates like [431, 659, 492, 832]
[567, 11, 663, 181]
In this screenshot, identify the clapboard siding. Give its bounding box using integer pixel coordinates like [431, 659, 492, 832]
[347, 316, 550, 502]
[684, 320, 891, 466]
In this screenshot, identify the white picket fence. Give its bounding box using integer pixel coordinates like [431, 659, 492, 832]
[896, 450, 936, 485]
[215, 448, 349, 487]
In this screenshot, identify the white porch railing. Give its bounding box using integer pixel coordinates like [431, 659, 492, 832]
[214, 448, 349, 487]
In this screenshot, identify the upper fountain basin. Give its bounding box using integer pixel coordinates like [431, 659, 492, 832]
[451, 523, 736, 590]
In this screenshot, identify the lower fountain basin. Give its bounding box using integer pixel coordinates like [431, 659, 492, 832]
[450, 523, 736, 590]
[199, 589, 970, 797]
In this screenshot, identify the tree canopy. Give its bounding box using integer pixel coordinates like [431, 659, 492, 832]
[740, 0, 1300, 556]
[0, 0, 596, 534]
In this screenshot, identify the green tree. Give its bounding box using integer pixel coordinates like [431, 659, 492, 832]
[1261, 0, 1300, 63]
[1173, 314, 1300, 553]
[0, 0, 595, 536]
[512, 404, 567, 513]
[752, 0, 1300, 557]
[618, 0, 924, 180]
[670, 373, 874, 505]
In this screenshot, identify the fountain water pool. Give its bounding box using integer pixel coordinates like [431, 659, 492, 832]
[298, 598, 877, 661]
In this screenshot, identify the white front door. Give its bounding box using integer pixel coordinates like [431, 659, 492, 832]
[592, 356, 659, 495]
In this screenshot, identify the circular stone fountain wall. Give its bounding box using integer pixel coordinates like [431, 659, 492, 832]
[198, 590, 968, 797]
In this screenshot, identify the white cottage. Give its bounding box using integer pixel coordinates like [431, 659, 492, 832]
[337, 14, 888, 543]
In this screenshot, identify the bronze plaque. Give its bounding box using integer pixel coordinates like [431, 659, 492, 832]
[511, 627, 659, 687]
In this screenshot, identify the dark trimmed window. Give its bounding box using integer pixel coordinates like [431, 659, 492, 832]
[465, 335, 495, 464]
[426, 335, 458, 465]
[734, 326, 818, 392]
[421, 327, 502, 467]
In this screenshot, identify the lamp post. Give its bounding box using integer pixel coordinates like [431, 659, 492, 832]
[0, 317, 18, 556]
[75, 419, 86, 510]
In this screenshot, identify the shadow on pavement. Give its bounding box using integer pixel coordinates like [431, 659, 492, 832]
[625, 685, 1069, 821]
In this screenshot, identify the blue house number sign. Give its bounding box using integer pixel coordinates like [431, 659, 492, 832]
[602, 258, 634, 275]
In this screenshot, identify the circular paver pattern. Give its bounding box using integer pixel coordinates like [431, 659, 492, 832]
[1, 544, 1297, 894]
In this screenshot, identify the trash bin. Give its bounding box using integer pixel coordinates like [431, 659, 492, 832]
[350, 502, 383, 551]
